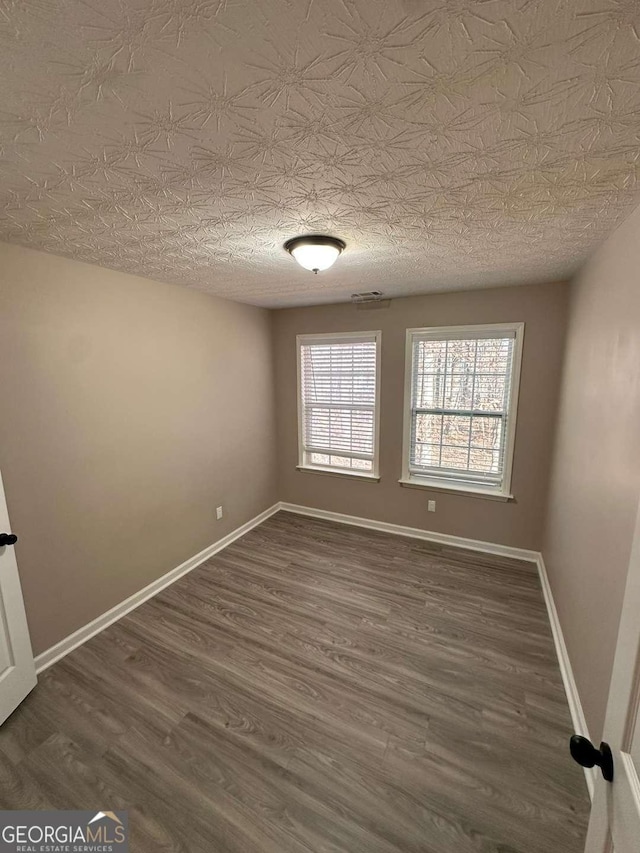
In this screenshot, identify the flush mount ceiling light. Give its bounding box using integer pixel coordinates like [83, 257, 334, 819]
[284, 235, 346, 274]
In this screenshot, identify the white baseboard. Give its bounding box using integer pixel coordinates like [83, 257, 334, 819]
[34, 503, 280, 673]
[535, 554, 596, 800]
[278, 502, 539, 562]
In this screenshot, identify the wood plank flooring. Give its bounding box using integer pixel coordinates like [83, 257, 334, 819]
[0, 512, 590, 852]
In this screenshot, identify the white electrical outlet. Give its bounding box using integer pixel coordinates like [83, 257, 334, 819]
[216, 506, 223, 520]
[428, 500, 436, 512]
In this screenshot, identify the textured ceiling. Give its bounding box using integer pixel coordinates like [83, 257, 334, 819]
[1, 0, 640, 307]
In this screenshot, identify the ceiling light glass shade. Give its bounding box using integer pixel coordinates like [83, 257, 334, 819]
[284, 235, 346, 273]
[291, 242, 340, 272]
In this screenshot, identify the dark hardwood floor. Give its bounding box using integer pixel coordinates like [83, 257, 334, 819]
[0, 512, 590, 852]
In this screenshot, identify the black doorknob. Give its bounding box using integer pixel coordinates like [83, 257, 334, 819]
[0, 533, 18, 547]
[570, 735, 614, 782]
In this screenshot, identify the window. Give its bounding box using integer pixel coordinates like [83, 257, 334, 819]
[297, 331, 381, 478]
[401, 323, 524, 499]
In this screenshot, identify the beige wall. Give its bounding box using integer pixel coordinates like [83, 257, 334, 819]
[0, 242, 278, 656]
[542, 204, 640, 741]
[273, 282, 568, 551]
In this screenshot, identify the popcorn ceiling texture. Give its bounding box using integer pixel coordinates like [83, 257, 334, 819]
[1, 0, 639, 307]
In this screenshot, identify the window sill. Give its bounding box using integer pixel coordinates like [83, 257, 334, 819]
[297, 465, 380, 482]
[398, 477, 513, 502]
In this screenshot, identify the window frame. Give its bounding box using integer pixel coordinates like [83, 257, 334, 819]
[400, 322, 524, 500]
[296, 330, 382, 480]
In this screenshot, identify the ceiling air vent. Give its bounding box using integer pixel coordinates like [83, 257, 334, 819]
[350, 291, 390, 309]
[351, 291, 383, 304]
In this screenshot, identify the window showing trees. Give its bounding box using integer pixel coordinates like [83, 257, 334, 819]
[403, 324, 523, 496]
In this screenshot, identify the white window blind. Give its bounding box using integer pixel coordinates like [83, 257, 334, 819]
[405, 325, 523, 493]
[298, 332, 380, 475]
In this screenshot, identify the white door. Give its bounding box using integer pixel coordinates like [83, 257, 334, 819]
[581, 496, 640, 852]
[0, 468, 36, 725]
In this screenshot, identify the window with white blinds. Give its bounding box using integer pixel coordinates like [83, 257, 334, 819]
[297, 332, 381, 477]
[402, 324, 524, 497]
